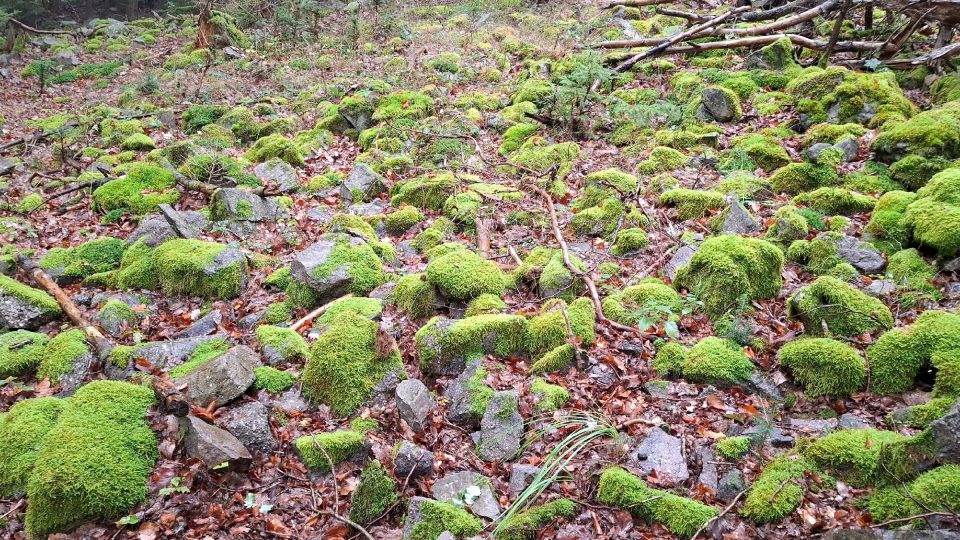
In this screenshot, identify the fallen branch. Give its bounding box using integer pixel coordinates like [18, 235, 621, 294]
[601, 33, 886, 55]
[8, 18, 77, 37]
[870, 511, 958, 528]
[691, 488, 748, 540]
[159, 158, 219, 195]
[476, 217, 491, 258]
[820, 0, 854, 65]
[289, 294, 354, 331]
[43, 165, 113, 202]
[16, 256, 113, 360]
[741, 0, 816, 22]
[601, 0, 669, 8]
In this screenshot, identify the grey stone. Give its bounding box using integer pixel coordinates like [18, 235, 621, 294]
[719, 199, 760, 235]
[254, 158, 300, 193]
[701, 88, 739, 122]
[509, 464, 540, 496]
[806, 142, 834, 163]
[0, 158, 18, 176]
[237, 311, 265, 330]
[838, 413, 870, 429]
[98, 304, 139, 337]
[211, 188, 284, 222]
[788, 417, 838, 434]
[835, 138, 860, 161]
[837, 235, 886, 274]
[306, 207, 334, 224]
[273, 388, 309, 413]
[179, 414, 253, 471]
[402, 497, 432, 540]
[477, 390, 523, 462]
[445, 359, 486, 428]
[931, 399, 960, 463]
[128, 334, 224, 366]
[203, 247, 248, 293]
[644, 380, 675, 398]
[127, 211, 208, 247]
[396, 379, 435, 433]
[219, 401, 277, 454]
[419, 317, 523, 376]
[697, 447, 718, 492]
[346, 199, 388, 217]
[945, 282, 960, 299]
[340, 163, 385, 204]
[865, 279, 897, 297]
[394, 441, 434, 479]
[629, 428, 689, 484]
[664, 244, 697, 279]
[52, 51, 79, 67]
[0, 289, 57, 330]
[744, 372, 783, 401]
[944, 257, 960, 273]
[176, 345, 260, 408]
[825, 530, 960, 540]
[717, 469, 745, 502]
[290, 233, 366, 305]
[370, 367, 405, 408]
[431, 471, 501, 520]
[175, 310, 222, 338]
[744, 424, 794, 448]
[159, 203, 201, 240]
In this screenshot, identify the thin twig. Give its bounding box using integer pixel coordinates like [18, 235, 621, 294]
[691, 488, 748, 539]
[289, 294, 354, 331]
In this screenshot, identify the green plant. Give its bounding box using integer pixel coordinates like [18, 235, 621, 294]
[542, 52, 616, 137]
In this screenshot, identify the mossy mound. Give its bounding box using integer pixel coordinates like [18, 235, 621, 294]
[769, 162, 839, 195]
[394, 273, 439, 319]
[868, 310, 960, 395]
[596, 466, 718, 539]
[867, 465, 960, 526]
[767, 205, 810, 243]
[408, 499, 484, 540]
[637, 146, 686, 175]
[255, 325, 308, 362]
[889, 154, 954, 190]
[384, 206, 424, 234]
[507, 138, 580, 194]
[39, 237, 126, 283]
[716, 435, 751, 461]
[302, 312, 403, 416]
[152, 239, 247, 299]
[0, 330, 50, 378]
[416, 314, 528, 375]
[788, 66, 914, 127]
[864, 190, 916, 254]
[787, 276, 893, 337]
[23, 381, 157, 538]
[243, 134, 305, 166]
[903, 167, 960, 257]
[512, 247, 585, 301]
[349, 461, 398, 525]
[526, 298, 595, 358]
[0, 397, 66, 497]
[601, 279, 682, 328]
[496, 498, 576, 540]
[253, 366, 297, 393]
[36, 328, 91, 385]
[794, 187, 876, 215]
[720, 134, 790, 173]
[799, 428, 905, 487]
[296, 427, 368, 473]
[740, 454, 816, 524]
[659, 189, 725, 220]
[92, 162, 179, 214]
[674, 234, 784, 320]
[779, 338, 865, 397]
[425, 244, 507, 302]
[871, 103, 960, 163]
[391, 172, 464, 210]
[681, 336, 754, 385]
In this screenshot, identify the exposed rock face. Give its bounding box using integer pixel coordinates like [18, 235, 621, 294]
[219, 401, 277, 454]
[210, 188, 284, 222]
[179, 414, 253, 471]
[0, 293, 56, 330]
[176, 345, 259, 408]
[396, 379, 435, 433]
[509, 464, 540, 496]
[444, 360, 485, 428]
[174, 310, 222, 338]
[701, 88, 738, 122]
[394, 441, 435, 479]
[431, 471, 501, 519]
[340, 162, 385, 204]
[837, 235, 886, 274]
[253, 158, 300, 193]
[664, 244, 698, 279]
[720, 199, 760, 234]
[127, 210, 208, 247]
[290, 233, 365, 303]
[628, 428, 690, 484]
[931, 399, 960, 463]
[476, 390, 522, 462]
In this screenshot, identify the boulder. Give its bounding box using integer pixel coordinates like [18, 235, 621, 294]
[445, 360, 486, 429]
[179, 414, 253, 471]
[717, 469, 745, 502]
[396, 379, 435, 433]
[931, 399, 960, 463]
[340, 163, 385, 204]
[719, 199, 760, 234]
[838, 413, 870, 429]
[477, 390, 523, 462]
[174, 310, 222, 338]
[394, 441, 435, 479]
[509, 464, 540, 496]
[210, 188, 284, 222]
[701, 88, 739, 122]
[290, 233, 367, 303]
[697, 446, 718, 492]
[130, 334, 225, 365]
[431, 471, 501, 520]
[127, 210, 208, 247]
[176, 345, 259, 408]
[628, 428, 690, 484]
[219, 401, 277, 454]
[837, 235, 886, 274]
[253, 158, 300, 193]
[0, 279, 60, 330]
[664, 244, 697, 279]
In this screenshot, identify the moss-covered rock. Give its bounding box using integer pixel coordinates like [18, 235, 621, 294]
[794, 187, 876, 215]
[411, 217, 454, 252]
[740, 454, 815, 524]
[349, 461, 398, 525]
[302, 312, 403, 416]
[769, 162, 839, 194]
[602, 279, 681, 328]
[767, 205, 810, 243]
[253, 366, 297, 393]
[384, 206, 424, 235]
[465, 293, 507, 317]
[408, 498, 484, 540]
[512, 247, 585, 301]
[903, 167, 960, 257]
[25, 381, 157, 538]
[799, 428, 905, 487]
[39, 237, 126, 283]
[636, 146, 686, 175]
[674, 234, 784, 320]
[296, 428, 367, 473]
[391, 172, 463, 210]
[787, 276, 893, 337]
[0, 275, 62, 329]
[36, 328, 90, 385]
[681, 336, 754, 385]
[868, 310, 960, 394]
[496, 498, 576, 540]
[426, 244, 506, 301]
[867, 465, 960, 526]
[0, 397, 65, 497]
[153, 239, 247, 299]
[659, 189, 725, 220]
[716, 435, 751, 461]
[610, 227, 649, 256]
[92, 162, 179, 214]
[596, 466, 718, 538]
[416, 314, 528, 375]
[871, 103, 960, 163]
[526, 298, 595, 358]
[889, 154, 954, 190]
[530, 378, 570, 411]
[721, 134, 791, 173]
[243, 134, 305, 166]
[779, 338, 865, 397]
[788, 66, 914, 127]
[508, 138, 580, 194]
[287, 233, 386, 307]
[255, 325, 308, 362]
[373, 91, 433, 121]
[0, 330, 50, 378]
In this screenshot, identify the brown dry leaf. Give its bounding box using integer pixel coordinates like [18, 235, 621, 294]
[705, 394, 725, 411]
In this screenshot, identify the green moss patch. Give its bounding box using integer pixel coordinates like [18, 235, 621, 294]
[787, 276, 893, 337]
[92, 163, 179, 214]
[868, 310, 960, 394]
[740, 454, 815, 524]
[779, 338, 865, 397]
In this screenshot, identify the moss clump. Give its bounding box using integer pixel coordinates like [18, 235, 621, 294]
[779, 338, 865, 397]
[570, 197, 627, 237]
[329, 214, 395, 261]
[168, 338, 230, 378]
[25, 381, 157, 538]
[767, 205, 810, 243]
[372, 91, 433, 121]
[252, 366, 297, 394]
[0, 330, 50, 378]
[529, 344, 574, 374]
[597, 466, 718, 539]
[740, 454, 815, 524]
[92, 162, 179, 214]
[787, 276, 893, 337]
[721, 134, 790, 173]
[659, 189, 725, 220]
[416, 314, 528, 374]
[243, 134, 305, 166]
[636, 146, 686, 175]
[716, 435, 751, 461]
[315, 297, 384, 325]
[16, 193, 43, 213]
[36, 328, 89, 384]
[610, 228, 649, 256]
[426, 244, 506, 301]
[496, 498, 577, 540]
[152, 239, 246, 299]
[889, 155, 953, 190]
[120, 133, 156, 151]
[681, 337, 754, 385]
[602, 279, 681, 328]
[804, 123, 867, 146]
[903, 167, 960, 257]
[933, 350, 960, 398]
[394, 273, 439, 319]
[302, 313, 402, 416]
[392, 173, 462, 210]
[255, 325, 308, 361]
[530, 378, 570, 412]
[512, 247, 585, 301]
[287, 235, 385, 307]
[799, 428, 905, 487]
[789, 67, 913, 127]
[863, 190, 916, 253]
[652, 342, 687, 377]
[868, 310, 960, 395]
[508, 138, 580, 193]
[0, 397, 65, 497]
[867, 465, 960, 526]
[526, 298, 595, 358]
[179, 154, 252, 185]
[465, 293, 507, 317]
[183, 104, 228, 133]
[498, 123, 538, 155]
[769, 162, 839, 194]
[384, 206, 423, 235]
[296, 429, 366, 473]
[409, 499, 484, 540]
[674, 234, 784, 320]
[870, 104, 960, 162]
[794, 187, 876, 215]
[349, 461, 398, 525]
[889, 398, 954, 429]
[39, 237, 126, 282]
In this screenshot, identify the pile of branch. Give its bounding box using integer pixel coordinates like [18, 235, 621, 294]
[593, 0, 960, 71]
